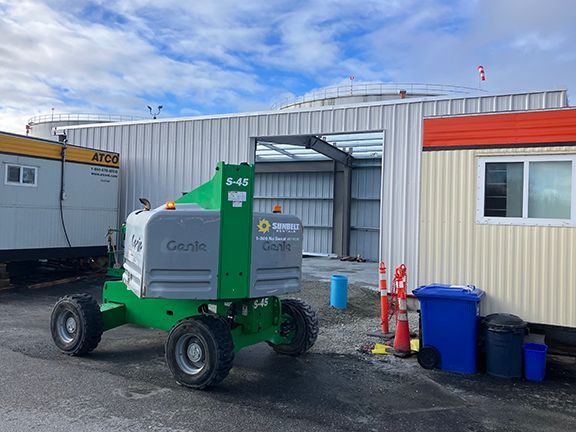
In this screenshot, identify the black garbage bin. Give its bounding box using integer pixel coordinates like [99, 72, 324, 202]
[484, 313, 526, 378]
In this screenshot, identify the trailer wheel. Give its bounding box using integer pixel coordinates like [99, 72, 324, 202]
[50, 294, 103, 356]
[165, 315, 234, 390]
[268, 299, 319, 356]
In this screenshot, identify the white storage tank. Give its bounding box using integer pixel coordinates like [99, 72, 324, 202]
[27, 113, 142, 141]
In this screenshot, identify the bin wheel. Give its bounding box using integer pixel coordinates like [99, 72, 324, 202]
[417, 346, 441, 370]
[50, 294, 103, 356]
[165, 315, 234, 390]
[267, 299, 319, 356]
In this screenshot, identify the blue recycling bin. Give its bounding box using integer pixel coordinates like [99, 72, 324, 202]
[524, 343, 548, 382]
[413, 284, 485, 374]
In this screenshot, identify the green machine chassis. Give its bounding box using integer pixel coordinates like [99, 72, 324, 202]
[100, 282, 289, 351]
[50, 162, 318, 390]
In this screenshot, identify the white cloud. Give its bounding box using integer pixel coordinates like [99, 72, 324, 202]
[0, 0, 574, 134]
[512, 33, 564, 52]
[0, 0, 266, 131]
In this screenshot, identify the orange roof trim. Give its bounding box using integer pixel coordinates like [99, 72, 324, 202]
[423, 109, 576, 150]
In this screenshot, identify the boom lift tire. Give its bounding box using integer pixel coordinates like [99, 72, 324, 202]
[165, 315, 234, 390]
[50, 294, 103, 356]
[268, 299, 319, 356]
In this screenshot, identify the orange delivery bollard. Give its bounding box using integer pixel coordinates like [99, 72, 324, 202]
[379, 262, 390, 334]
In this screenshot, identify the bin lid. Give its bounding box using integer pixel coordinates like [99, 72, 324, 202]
[412, 284, 484, 302]
[484, 313, 526, 331]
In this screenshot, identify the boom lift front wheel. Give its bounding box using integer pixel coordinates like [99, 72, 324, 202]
[165, 315, 235, 390]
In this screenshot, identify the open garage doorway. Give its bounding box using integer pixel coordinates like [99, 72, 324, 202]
[253, 132, 383, 261]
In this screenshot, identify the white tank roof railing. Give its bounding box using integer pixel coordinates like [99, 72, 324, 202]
[28, 113, 144, 125]
[272, 82, 485, 110]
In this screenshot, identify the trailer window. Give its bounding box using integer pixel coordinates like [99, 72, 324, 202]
[21, 166, 36, 185]
[6, 165, 20, 183]
[4, 164, 38, 187]
[484, 162, 523, 217]
[477, 155, 575, 227]
[528, 161, 571, 219]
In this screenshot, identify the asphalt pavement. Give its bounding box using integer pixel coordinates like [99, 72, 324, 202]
[0, 267, 575, 431]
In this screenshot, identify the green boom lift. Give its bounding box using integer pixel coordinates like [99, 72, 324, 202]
[50, 162, 319, 389]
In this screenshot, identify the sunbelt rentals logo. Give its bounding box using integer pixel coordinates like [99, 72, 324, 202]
[257, 218, 271, 233]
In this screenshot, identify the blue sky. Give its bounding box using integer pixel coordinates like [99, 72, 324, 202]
[0, 0, 575, 133]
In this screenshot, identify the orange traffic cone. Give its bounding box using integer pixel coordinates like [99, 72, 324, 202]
[393, 264, 411, 357]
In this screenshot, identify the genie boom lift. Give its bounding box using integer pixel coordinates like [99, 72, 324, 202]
[50, 162, 319, 389]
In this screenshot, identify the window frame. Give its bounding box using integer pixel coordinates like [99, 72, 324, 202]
[476, 154, 576, 227]
[4, 163, 38, 187]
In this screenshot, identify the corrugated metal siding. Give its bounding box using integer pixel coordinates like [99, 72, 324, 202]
[254, 171, 333, 254]
[419, 145, 576, 327]
[350, 159, 381, 261]
[63, 90, 567, 289]
[0, 155, 118, 251]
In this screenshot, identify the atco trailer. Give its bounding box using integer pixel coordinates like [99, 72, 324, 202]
[0, 131, 119, 261]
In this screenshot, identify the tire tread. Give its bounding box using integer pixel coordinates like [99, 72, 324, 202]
[270, 299, 319, 356]
[51, 293, 103, 356]
[195, 315, 235, 388]
[166, 315, 234, 390]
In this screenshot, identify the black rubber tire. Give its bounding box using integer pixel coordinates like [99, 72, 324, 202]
[165, 315, 234, 390]
[50, 293, 103, 356]
[417, 346, 441, 370]
[268, 299, 319, 356]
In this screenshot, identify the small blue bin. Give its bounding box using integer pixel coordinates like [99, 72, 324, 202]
[413, 284, 484, 374]
[524, 343, 547, 382]
[330, 275, 348, 309]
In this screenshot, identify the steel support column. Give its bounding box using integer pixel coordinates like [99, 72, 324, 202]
[332, 161, 352, 257]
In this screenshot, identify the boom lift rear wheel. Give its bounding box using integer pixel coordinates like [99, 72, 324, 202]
[50, 294, 103, 356]
[165, 315, 234, 390]
[268, 299, 319, 356]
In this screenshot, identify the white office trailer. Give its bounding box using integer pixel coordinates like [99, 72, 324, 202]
[0, 132, 120, 261]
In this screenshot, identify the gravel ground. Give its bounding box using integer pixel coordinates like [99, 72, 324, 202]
[293, 278, 419, 358]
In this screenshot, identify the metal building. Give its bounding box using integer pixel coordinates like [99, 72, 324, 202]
[59, 88, 567, 291]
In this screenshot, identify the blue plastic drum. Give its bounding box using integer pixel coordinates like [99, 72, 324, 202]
[330, 275, 348, 309]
